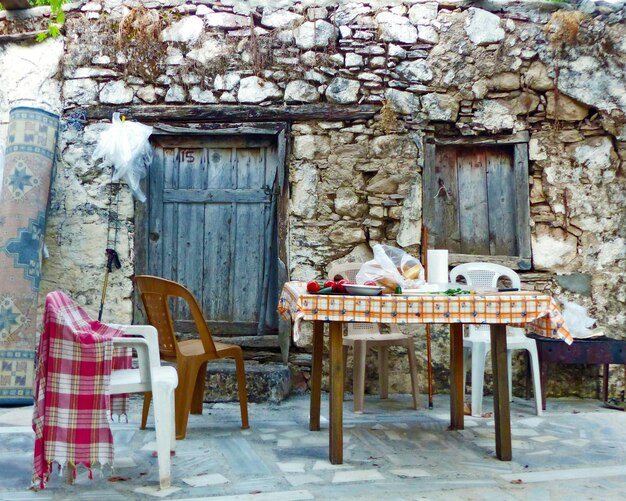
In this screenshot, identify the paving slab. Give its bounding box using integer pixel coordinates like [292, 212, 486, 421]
[1, 393, 625, 500]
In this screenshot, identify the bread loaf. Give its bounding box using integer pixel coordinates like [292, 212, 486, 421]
[376, 276, 398, 294]
[402, 262, 423, 280]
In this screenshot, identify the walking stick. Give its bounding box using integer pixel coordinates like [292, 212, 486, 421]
[423, 226, 434, 409]
[98, 248, 121, 321]
[98, 178, 122, 322]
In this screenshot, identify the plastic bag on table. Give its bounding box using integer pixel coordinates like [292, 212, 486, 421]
[92, 112, 153, 202]
[356, 244, 425, 293]
[561, 300, 600, 339]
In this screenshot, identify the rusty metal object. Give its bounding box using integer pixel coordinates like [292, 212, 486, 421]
[528, 334, 626, 409]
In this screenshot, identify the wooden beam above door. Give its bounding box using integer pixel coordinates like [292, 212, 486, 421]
[0, 0, 31, 10]
[82, 104, 380, 123]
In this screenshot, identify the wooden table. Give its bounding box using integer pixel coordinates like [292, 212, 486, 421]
[278, 283, 572, 464]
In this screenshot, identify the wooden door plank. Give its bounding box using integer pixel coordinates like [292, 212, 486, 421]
[486, 147, 516, 255]
[202, 148, 235, 326]
[161, 147, 178, 282]
[176, 319, 259, 336]
[514, 144, 531, 263]
[262, 144, 280, 332]
[163, 188, 270, 203]
[202, 203, 234, 324]
[226, 147, 238, 324]
[206, 148, 234, 189]
[236, 147, 264, 189]
[433, 146, 461, 251]
[257, 146, 272, 335]
[147, 136, 274, 149]
[457, 147, 490, 254]
[232, 148, 266, 323]
[176, 147, 206, 318]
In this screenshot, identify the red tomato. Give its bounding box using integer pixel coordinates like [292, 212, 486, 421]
[307, 280, 321, 293]
[324, 280, 335, 289]
[337, 279, 350, 293]
[364, 280, 377, 286]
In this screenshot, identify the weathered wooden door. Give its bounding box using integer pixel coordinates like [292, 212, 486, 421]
[137, 135, 279, 336]
[424, 143, 531, 269]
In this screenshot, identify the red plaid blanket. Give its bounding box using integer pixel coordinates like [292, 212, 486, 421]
[32, 291, 130, 488]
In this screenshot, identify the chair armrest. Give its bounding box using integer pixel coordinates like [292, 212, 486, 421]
[110, 324, 161, 370]
[151, 366, 178, 391]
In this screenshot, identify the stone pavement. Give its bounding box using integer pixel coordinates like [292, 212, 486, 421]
[1, 393, 626, 500]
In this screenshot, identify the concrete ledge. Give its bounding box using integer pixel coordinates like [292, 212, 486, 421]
[204, 361, 292, 404]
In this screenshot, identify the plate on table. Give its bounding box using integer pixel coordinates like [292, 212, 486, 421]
[344, 284, 383, 296]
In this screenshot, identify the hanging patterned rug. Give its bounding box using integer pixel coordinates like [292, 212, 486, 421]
[0, 107, 59, 405]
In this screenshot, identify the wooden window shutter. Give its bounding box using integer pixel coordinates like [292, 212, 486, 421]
[423, 134, 531, 270]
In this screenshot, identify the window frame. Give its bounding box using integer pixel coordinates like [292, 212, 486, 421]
[423, 131, 531, 271]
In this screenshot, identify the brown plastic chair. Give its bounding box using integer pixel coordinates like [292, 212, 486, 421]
[135, 275, 249, 439]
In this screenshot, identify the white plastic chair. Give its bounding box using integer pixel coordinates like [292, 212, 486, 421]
[109, 325, 178, 489]
[449, 263, 542, 417]
[327, 262, 419, 413]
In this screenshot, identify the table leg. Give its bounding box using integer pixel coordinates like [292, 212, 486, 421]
[329, 321, 344, 464]
[491, 324, 512, 461]
[449, 324, 464, 430]
[309, 320, 323, 432]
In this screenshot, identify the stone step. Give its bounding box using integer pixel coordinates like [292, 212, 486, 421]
[203, 361, 292, 403]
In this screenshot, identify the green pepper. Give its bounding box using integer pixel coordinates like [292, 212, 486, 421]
[319, 287, 333, 294]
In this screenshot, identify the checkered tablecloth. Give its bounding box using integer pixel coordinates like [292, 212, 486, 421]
[278, 281, 573, 344]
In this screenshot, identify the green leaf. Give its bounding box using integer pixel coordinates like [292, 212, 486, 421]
[49, 25, 61, 38]
[33, 1, 66, 43]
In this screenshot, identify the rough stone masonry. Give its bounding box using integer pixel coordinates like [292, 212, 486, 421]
[0, 0, 624, 401]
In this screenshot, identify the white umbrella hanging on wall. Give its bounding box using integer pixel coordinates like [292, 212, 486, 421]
[92, 113, 153, 320]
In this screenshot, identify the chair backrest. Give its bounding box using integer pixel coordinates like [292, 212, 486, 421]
[327, 261, 362, 283]
[135, 275, 218, 360]
[449, 262, 521, 289]
[450, 263, 523, 339]
[326, 262, 382, 337]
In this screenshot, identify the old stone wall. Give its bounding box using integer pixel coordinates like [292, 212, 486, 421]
[1, 0, 625, 400]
